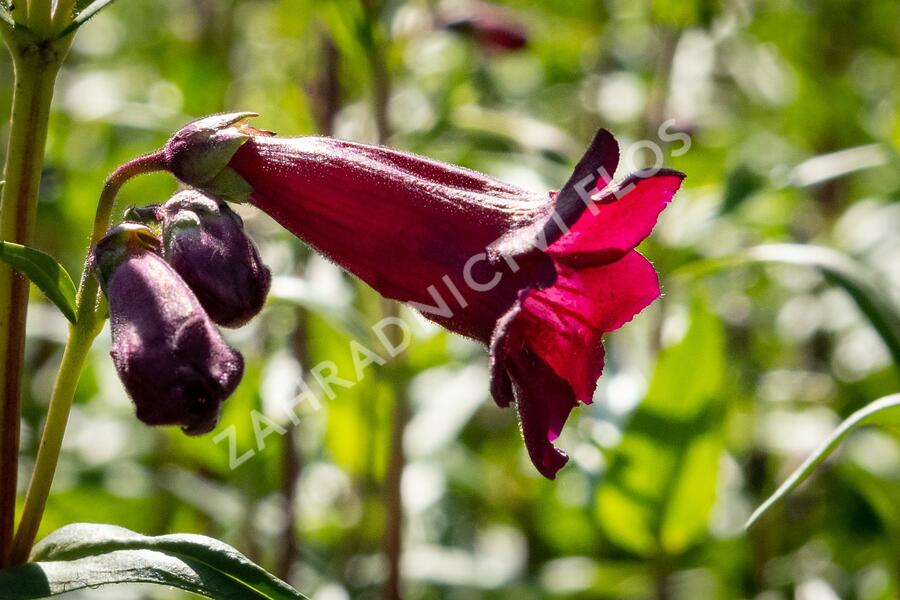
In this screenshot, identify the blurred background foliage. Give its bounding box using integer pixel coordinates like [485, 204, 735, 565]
[2, 0, 900, 597]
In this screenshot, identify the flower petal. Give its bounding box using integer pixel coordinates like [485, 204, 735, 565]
[497, 319, 574, 478]
[488, 129, 620, 259]
[547, 169, 684, 268]
[510, 358, 574, 479]
[518, 251, 659, 401]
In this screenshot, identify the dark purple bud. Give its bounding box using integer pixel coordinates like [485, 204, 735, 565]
[162, 112, 262, 203]
[94, 223, 244, 435]
[150, 189, 271, 328]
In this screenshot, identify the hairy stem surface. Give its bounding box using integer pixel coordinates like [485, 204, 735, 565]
[0, 34, 66, 566]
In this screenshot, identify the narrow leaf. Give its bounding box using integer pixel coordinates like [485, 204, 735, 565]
[674, 244, 900, 369]
[56, 0, 119, 38]
[789, 144, 890, 188]
[0, 241, 77, 324]
[0, 5, 14, 29]
[746, 393, 900, 529]
[0, 523, 308, 599]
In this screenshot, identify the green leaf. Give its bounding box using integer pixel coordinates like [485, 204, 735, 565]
[0, 241, 77, 324]
[719, 164, 765, 215]
[746, 393, 900, 529]
[56, 0, 120, 38]
[0, 523, 308, 599]
[674, 244, 900, 370]
[596, 296, 726, 556]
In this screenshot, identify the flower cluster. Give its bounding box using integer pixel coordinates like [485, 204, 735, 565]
[148, 113, 684, 478]
[94, 191, 271, 434]
[99, 111, 682, 477]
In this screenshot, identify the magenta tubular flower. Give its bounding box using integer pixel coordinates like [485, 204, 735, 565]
[144, 189, 271, 328]
[163, 113, 684, 477]
[94, 223, 244, 435]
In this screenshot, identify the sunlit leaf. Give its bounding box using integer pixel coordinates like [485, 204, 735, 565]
[0, 241, 77, 324]
[789, 144, 890, 187]
[596, 297, 725, 556]
[0, 523, 308, 599]
[659, 432, 723, 553]
[674, 244, 900, 369]
[746, 393, 900, 529]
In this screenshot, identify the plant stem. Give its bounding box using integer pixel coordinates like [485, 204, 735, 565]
[382, 378, 409, 600]
[25, 0, 52, 37]
[0, 33, 67, 566]
[9, 152, 166, 564]
[50, 0, 76, 30]
[8, 321, 95, 564]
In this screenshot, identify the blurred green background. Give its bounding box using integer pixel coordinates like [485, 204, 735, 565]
[2, 0, 900, 598]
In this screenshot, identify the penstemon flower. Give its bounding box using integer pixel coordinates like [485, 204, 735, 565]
[93, 223, 244, 435]
[160, 113, 684, 478]
[132, 190, 271, 328]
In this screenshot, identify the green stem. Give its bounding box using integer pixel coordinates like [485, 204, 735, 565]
[8, 322, 95, 565]
[9, 151, 167, 564]
[26, 0, 52, 37]
[51, 0, 76, 30]
[0, 32, 67, 566]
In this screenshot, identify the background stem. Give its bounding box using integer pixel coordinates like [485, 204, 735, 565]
[0, 39, 65, 567]
[382, 374, 409, 600]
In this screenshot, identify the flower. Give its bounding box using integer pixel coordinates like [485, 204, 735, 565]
[94, 222, 244, 435]
[133, 189, 271, 327]
[441, 2, 529, 53]
[162, 113, 684, 477]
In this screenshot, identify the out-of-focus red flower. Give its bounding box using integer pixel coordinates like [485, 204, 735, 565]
[442, 2, 529, 53]
[162, 113, 684, 478]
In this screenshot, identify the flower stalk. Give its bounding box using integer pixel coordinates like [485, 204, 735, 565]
[9, 152, 167, 564]
[0, 27, 69, 566]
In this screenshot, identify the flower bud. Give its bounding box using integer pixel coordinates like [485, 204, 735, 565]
[94, 223, 244, 435]
[162, 112, 264, 203]
[150, 190, 271, 328]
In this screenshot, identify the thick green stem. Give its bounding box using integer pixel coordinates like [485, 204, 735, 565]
[8, 321, 95, 565]
[9, 151, 167, 564]
[0, 35, 66, 567]
[26, 0, 52, 37]
[51, 0, 76, 30]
